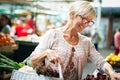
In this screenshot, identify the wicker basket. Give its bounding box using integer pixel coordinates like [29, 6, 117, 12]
[10, 70, 60, 80]
[10, 64, 63, 80]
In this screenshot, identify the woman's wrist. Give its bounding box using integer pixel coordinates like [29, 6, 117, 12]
[31, 52, 47, 67]
[45, 49, 53, 54]
[105, 66, 115, 76]
[108, 70, 116, 76]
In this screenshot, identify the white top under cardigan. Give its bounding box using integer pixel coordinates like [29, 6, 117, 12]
[28, 28, 110, 80]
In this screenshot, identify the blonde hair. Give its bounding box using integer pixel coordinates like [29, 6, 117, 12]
[69, 1, 96, 19]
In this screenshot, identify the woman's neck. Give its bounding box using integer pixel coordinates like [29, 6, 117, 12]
[62, 21, 78, 38]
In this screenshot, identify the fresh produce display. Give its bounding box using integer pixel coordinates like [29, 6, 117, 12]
[83, 72, 110, 80]
[105, 53, 120, 66]
[0, 53, 25, 71]
[36, 66, 59, 77]
[0, 33, 18, 52]
[0, 33, 16, 45]
[0, 53, 59, 78]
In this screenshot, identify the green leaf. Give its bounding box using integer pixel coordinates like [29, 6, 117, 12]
[18, 62, 25, 68]
[0, 64, 14, 71]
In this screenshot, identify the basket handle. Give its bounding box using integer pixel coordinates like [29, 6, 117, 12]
[23, 56, 64, 79]
[58, 63, 63, 80]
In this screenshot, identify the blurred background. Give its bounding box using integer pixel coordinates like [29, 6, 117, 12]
[0, 0, 120, 49]
[0, 0, 120, 80]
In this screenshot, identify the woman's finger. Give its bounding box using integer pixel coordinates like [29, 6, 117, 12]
[54, 59, 58, 66]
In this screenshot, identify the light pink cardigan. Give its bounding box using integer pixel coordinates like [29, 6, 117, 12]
[29, 28, 110, 80]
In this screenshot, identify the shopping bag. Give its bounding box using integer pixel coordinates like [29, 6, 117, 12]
[10, 63, 63, 80]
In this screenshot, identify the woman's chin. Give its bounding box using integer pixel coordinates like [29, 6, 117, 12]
[77, 29, 83, 33]
[77, 26, 83, 32]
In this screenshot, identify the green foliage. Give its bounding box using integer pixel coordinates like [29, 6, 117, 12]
[98, 36, 102, 42]
[0, 53, 25, 71]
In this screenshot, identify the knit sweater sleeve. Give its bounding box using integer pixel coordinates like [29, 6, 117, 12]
[25, 29, 56, 66]
[88, 40, 110, 72]
[30, 29, 55, 57]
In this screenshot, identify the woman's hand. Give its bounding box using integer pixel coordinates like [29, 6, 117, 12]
[46, 49, 61, 66]
[109, 72, 120, 80]
[31, 49, 61, 67]
[104, 63, 120, 80]
[31, 52, 47, 67]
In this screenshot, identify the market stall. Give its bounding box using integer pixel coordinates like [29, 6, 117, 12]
[13, 38, 38, 62]
[0, 33, 18, 80]
[105, 53, 120, 73]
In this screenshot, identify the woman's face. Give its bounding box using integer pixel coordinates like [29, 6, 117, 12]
[1, 16, 8, 26]
[73, 15, 94, 32]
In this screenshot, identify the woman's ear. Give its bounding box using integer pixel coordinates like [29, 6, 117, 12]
[69, 11, 75, 19]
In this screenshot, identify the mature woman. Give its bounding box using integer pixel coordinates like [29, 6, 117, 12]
[27, 1, 120, 80]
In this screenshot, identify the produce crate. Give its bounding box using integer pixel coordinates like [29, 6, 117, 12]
[0, 44, 18, 53]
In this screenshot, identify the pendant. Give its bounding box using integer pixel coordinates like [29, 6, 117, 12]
[72, 47, 75, 52]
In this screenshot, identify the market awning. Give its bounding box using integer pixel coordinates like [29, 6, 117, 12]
[101, 7, 120, 17]
[0, 0, 31, 5]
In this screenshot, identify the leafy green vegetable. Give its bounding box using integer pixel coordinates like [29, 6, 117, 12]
[18, 62, 25, 68]
[0, 53, 25, 71]
[0, 64, 14, 70]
